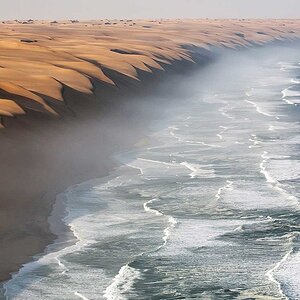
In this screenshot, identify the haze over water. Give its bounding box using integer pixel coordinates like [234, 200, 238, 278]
[2, 45, 300, 299]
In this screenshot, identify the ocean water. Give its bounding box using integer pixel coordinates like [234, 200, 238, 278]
[2, 47, 300, 299]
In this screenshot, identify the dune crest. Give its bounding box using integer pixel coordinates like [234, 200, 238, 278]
[0, 19, 300, 126]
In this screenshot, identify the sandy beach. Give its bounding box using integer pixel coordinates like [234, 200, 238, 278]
[1, 19, 300, 284]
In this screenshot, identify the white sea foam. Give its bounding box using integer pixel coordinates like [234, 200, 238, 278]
[260, 152, 281, 185]
[268, 125, 275, 131]
[220, 125, 230, 132]
[245, 100, 275, 117]
[215, 181, 234, 202]
[282, 88, 300, 98]
[137, 157, 174, 167]
[266, 159, 300, 181]
[143, 198, 177, 248]
[169, 129, 220, 148]
[143, 198, 163, 216]
[125, 156, 188, 179]
[75, 291, 90, 300]
[281, 87, 300, 105]
[169, 129, 181, 140]
[216, 125, 231, 140]
[157, 218, 256, 257]
[291, 78, 300, 84]
[248, 134, 262, 148]
[275, 233, 300, 300]
[266, 233, 298, 300]
[180, 162, 216, 179]
[260, 152, 299, 207]
[221, 185, 292, 211]
[131, 157, 218, 180]
[284, 98, 299, 105]
[3, 189, 108, 299]
[218, 106, 234, 120]
[125, 162, 144, 175]
[279, 62, 300, 71]
[163, 216, 178, 245]
[168, 125, 179, 131]
[104, 265, 141, 300]
[3, 197, 77, 279]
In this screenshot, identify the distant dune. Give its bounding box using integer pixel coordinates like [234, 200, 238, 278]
[0, 19, 300, 283]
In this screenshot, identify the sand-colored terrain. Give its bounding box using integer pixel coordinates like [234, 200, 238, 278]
[1, 19, 300, 283]
[0, 19, 300, 125]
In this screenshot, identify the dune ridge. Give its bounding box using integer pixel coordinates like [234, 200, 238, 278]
[0, 19, 300, 125]
[1, 19, 300, 285]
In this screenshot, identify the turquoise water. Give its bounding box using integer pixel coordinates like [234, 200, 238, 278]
[3, 47, 300, 299]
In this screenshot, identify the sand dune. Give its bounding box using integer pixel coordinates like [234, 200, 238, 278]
[0, 19, 300, 123]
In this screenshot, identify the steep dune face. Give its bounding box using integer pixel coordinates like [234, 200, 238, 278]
[0, 19, 300, 125]
[0, 19, 300, 283]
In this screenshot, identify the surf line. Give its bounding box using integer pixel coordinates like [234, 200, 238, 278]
[180, 161, 216, 179]
[169, 128, 220, 148]
[205, 180, 234, 209]
[245, 99, 277, 118]
[260, 151, 299, 206]
[3, 190, 82, 299]
[126, 161, 178, 249]
[281, 86, 300, 106]
[215, 180, 234, 201]
[265, 232, 298, 300]
[260, 151, 299, 298]
[144, 198, 177, 249]
[217, 125, 229, 140]
[104, 164, 178, 300]
[103, 198, 177, 300]
[75, 291, 90, 300]
[249, 134, 262, 149]
[218, 105, 234, 120]
[103, 264, 141, 300]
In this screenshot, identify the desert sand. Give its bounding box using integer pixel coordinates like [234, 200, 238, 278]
[1, 19, 300, 123]
[0, 19, 300, 283]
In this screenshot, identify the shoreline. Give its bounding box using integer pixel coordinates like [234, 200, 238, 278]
[1, 19, 300, 286]
[0, 45, 205, 286]
[4, 44, 300, 299]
